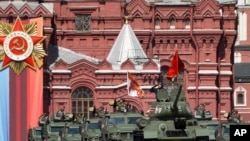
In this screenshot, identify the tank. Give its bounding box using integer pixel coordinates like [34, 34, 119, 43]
[133, 84, 211, 141]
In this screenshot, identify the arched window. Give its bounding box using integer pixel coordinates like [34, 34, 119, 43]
[237, 94, 244, 104]
[185, 18, 190, 29]
[8, 15, 14, 23]
[169, 17, 175, 29]
[155, 18, 160, 29]
[72, 86, 94, 118]
[21, 15, 29, 21]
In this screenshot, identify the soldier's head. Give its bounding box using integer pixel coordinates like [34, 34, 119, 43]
[232, 110, 238, 115]
[119, 99, 122, 103]
[199, 103, 205, 110]
[94, 113, 99, 117]
[158, 83, 163, 89]
[120, 98, 125, 103]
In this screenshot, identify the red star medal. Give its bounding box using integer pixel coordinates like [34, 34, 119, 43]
[0, 17, 46, 74]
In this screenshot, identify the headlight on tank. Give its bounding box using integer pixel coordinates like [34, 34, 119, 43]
[159, 123, 167, 131]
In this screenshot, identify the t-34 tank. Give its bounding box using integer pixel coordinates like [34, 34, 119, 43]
[133, 85, 211, 141]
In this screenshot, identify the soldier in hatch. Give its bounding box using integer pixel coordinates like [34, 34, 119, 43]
[150, 82, 170, 102]
[195, 103, 206, 118]
[126, 102, 135, 112]
[228, 109, 241, 123]
[117, 98, 127, 112]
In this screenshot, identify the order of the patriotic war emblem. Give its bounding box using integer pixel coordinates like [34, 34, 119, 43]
[0, 16, 46, 75]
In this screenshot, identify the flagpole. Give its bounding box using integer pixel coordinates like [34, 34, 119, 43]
[127, 71, 129, 96]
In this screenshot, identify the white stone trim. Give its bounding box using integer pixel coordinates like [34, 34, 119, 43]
[220, 87, 232, 90]
[234, 52, 242, 63]
[52, 86, 71, 89]
[96, 83, 152, 89]
[187, 86, 196, 90]
[187, 86, 231, 90]
[238, 112, 250, 114]
[234, 86, 247, 106]
[238, 12, 247, 41]
[235, 108, 250, 110]
[220, 71, 232, 75]
[198, 63, 217, 65]
[199, 70, 218, 75]
[52, 70, 72, 73]
[199, 86, 218, 90]
[95, 70, 160, 73]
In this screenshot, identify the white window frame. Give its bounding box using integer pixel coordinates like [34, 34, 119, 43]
[234, 86, 247, 106]
[234, 52, 242, 63]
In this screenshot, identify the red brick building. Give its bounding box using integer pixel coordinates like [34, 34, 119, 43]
[0, 0, 239, 121]
[234, 0, 250, 121]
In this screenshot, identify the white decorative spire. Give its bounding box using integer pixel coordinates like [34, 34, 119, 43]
[106, 22, 148, 70]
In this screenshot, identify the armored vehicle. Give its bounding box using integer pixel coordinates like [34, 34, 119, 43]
[28, 122, 68, 141]
[100, 112, 144, 141]
[28, 122, 82, 141]
[214, 110, 244, 141]
[28, 126, 42, 141]
[87, 98, 144, 141]
[133, 84, 211, 141]
[80, 117, 102, 141]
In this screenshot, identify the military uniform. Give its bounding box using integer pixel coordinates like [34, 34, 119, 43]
[59, 123, 68, 141]
[228, 110, 241, 123]
[41, 123, 49, 141]
[150, 83, 170, 102]
[196, 104, 206, 118]
[116, 99, 127, 112]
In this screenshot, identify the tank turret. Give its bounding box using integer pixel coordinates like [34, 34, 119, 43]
[148, 85, 193, 121]
[134, 84, 211, 141]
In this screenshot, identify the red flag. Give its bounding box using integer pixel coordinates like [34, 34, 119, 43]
[127, 72, 144, 98]
[166, 50, 184, 81]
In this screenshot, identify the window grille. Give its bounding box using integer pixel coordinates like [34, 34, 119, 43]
[72, 86, 94, 118]
[237, 94, 244, 104]
[75, 14, 91, 31]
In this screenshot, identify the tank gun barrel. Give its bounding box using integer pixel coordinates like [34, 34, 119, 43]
[172, 85, 183, 110]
